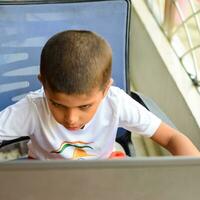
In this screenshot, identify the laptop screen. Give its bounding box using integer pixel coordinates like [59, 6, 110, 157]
[0, 156, 200, 200]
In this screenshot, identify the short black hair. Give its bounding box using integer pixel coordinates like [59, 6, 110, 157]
[40, 30, 112, 94]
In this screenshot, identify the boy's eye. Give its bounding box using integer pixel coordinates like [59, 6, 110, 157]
[51, 101, 62, 108]
[79, 105, 91, 110]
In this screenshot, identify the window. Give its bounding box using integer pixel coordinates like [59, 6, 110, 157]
[145, 0, 200, 93]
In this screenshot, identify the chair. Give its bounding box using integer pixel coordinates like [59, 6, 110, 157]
[0, 0, 174, 158]
[0, 0, 134, 158]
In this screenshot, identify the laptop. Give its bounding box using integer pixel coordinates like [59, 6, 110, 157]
[0, 157, 200, 200]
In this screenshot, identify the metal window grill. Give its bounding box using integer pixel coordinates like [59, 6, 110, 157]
[145, 0, 200, 93]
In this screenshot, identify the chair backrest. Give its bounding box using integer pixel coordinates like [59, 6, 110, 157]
[0, 0, 132, 155]
[0, 0, 131, 111]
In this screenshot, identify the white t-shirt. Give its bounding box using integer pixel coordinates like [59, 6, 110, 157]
[0, 86, 161, 160]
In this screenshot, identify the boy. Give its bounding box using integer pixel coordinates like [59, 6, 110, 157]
[0, 30, 199, 160]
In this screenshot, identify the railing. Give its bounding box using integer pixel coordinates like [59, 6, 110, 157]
[145, 0, 200, 93]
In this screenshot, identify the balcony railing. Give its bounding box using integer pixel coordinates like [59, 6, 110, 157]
[145, 0, 200, 93]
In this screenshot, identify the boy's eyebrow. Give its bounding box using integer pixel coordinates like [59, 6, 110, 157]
[48, 98, 93, 108]
[48, 99, 65, 107]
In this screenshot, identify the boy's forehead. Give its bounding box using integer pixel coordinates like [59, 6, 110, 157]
[45, 86, 103, 97]
[45, 87, 104, 106]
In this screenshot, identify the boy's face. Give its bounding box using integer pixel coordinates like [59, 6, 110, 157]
[44, 81, 112, 131]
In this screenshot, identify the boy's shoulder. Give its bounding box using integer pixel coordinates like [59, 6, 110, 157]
[25, 87, 45, 105]
[108, 85, 124, 94]
[105, 86, 130, 109]
[27, 88, 44, 99]
[107, 86, 128, 100]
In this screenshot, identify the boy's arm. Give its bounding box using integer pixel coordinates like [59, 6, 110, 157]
[151, 122, 200, 156]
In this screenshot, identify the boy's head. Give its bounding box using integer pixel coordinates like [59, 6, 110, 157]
[39, 30, 113, 131]
[40, 30, 112, 95]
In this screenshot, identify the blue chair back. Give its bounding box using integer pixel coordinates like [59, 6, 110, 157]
[0, 0, 133, 155]
[0, 0, 130, 111]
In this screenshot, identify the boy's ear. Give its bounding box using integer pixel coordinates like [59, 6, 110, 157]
[103, 78, 113, 97]
[38, 74, 45, 87]
[38, 74, 44, 85]
[38, 74, 42, 82]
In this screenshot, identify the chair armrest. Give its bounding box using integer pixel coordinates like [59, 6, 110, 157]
[0, 136, 30, 149]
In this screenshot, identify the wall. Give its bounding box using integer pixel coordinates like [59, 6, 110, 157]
[129, 0, 200, 150]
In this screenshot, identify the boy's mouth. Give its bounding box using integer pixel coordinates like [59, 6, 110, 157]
[65, 124, 85, 131]
[66, 126, 80, 131]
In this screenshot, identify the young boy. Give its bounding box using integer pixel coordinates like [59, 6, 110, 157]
[0, 30, 199, 160]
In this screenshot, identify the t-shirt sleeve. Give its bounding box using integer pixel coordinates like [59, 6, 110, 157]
[0, 97, 35, 141]
[117, 89, 161, 137]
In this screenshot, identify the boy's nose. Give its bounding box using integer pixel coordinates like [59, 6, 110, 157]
[64, 109, 79, 125]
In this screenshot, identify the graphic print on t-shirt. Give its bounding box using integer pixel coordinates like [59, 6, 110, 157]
[51, 141, 95, 159]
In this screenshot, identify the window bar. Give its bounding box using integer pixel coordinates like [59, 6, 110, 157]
[180, 45, 200, 86]
[171, 9, 200, 36]
[188, 0, 200, 34]
[174, 0, 200, 85]
[180, 44, 200, 59]
[146, 0, 154, 15]
[163, 0, 175, 37]
[157, 0, 163, 23]
[188, 0, 200, 85]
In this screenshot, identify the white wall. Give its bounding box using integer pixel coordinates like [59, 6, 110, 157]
[129, 0, 200, 149]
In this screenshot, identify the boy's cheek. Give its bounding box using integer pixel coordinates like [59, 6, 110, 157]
[52, 111, 65, 124]
[49, 107, 65, 122]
